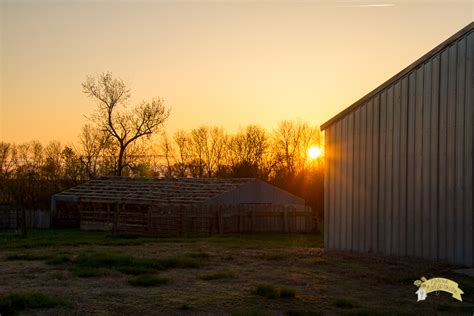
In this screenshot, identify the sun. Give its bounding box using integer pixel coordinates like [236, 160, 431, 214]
[308, 146, 323, 160]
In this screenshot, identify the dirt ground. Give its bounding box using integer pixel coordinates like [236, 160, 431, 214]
[0, 230, 473, 315]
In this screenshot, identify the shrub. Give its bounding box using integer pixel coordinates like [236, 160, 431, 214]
[155, 254, 206, 270]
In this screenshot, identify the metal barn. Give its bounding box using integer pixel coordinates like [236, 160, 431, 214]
[321, 22, 473, 267]
[51, 177, 315, 235]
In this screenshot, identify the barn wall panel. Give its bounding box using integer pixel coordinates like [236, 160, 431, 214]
[429, 55, 440, 261]
[346, 115, 354, 250]
[465, 32, 473, 267]
[421, 61, 432, 260]
[340, 117, 348, 250]
[392, 81, 401, 256]
[323, 25, 474, 266]
[399, 77, 409, 257]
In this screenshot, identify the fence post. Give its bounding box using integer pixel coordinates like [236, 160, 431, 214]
[284, 208, 289, 233]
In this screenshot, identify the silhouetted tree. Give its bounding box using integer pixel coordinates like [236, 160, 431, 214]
[82, 72, 170, 176]
[77, 124, 110, 178]
[228, 125, 267, 178]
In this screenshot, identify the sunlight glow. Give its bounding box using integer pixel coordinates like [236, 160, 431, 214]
[308, 146, 323, 160]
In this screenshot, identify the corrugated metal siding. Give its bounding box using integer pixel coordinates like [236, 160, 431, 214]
[324, 28, 474, 267]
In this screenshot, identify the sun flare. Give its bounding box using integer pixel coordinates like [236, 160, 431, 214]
[308, 146, 323, 160]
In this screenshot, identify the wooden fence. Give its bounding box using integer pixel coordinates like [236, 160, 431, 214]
[0, 205, 50, 229]
[74, 203, 317, 236]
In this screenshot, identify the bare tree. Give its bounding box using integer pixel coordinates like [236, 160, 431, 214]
[272, 120, 321, 176]
[209, 127, 227, 177]
[173, 130, 192, 177]
[0, 142, 16, 179]
[62, 146, 82, 182]
[42, 141, 63, 180]
[228, 125, 267, 178]
[190, 127, 208, 177]
[160, 133, 174, 177]
[82, 72, 170, 176]
[77, 124, 110, 179]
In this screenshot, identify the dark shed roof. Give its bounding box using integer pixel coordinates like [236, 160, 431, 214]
[53, 177, 254, 205]
[321, 22, 474, 130]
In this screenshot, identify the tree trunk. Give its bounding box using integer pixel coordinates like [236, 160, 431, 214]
[117, 146, 125, 176]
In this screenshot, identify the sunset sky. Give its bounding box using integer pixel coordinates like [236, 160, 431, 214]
[1, 0, 472, 144]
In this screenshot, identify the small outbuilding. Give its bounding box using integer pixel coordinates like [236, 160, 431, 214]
[51, 177, 314, 235]
[321, 22, 473, 267]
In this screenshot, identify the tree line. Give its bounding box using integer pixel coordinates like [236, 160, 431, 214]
[0, 124, 323, 180]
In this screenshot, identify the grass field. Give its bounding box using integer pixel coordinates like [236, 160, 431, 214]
[0, 229, 473, 315]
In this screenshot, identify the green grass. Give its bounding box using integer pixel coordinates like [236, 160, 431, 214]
[198, 271, 234, 281]
[128, 274, 169, 287]
[0, 229, 159, 250]
[0, 292, 66, 315]
[0, 229, 323, 251]
[70, 251, 208, 277]
[157, 254, 207, 269]
[3, 250, 210, 278]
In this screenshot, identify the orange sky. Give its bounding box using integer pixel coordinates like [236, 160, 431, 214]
[1, 0, 472, 144]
